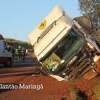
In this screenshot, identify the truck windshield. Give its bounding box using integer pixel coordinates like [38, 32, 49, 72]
[42, 29, 85, 72]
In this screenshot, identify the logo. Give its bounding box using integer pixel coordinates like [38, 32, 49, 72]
[38, 20, 47, 30]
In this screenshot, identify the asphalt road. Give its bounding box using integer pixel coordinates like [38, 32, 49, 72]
[0, 55, 42, 76]
[0, 56, 42, 76]
[0, 56, 40, 68]
[13, 56, 36, 67]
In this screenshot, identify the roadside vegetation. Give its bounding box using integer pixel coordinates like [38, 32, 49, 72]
[5, 38, 32, 49]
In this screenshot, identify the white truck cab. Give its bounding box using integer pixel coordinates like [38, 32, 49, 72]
[29, 6, 73, 60]
[28, 6, 85, 72]
[28, 6, 99, 79]
[0, 34, 13, 67]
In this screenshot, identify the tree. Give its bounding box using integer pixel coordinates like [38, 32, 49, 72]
[78, 0, 100, 30]
[78, 0, 100, 46]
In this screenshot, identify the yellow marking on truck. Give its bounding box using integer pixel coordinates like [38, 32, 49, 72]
[38, 20, 47, 30]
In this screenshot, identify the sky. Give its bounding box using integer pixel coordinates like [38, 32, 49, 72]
[0, 0, 81, 41]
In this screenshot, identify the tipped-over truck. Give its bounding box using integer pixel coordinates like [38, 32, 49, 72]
[29, 6, 100, 80]
[0, 6, 99, 100]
